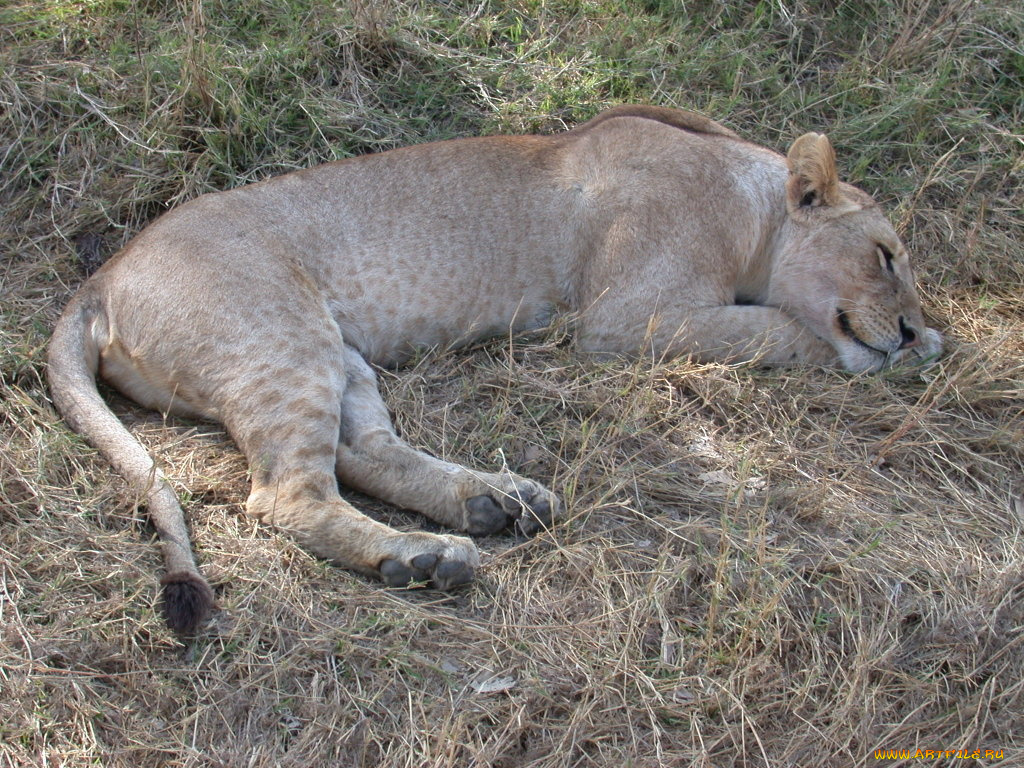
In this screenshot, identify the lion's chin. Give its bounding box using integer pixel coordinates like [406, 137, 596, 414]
[835, 339, 888, 373]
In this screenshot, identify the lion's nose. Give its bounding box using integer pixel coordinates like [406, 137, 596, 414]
[898, 317, 921, 350]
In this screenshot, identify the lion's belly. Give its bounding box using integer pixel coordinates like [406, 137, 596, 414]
[330, 289, 563, 366]
[314, 219, 572, 365]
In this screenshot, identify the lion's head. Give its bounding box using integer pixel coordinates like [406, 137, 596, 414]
[767, 132, 936, 373]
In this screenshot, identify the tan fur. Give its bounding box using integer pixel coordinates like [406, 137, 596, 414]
[47, 105, 942, 633]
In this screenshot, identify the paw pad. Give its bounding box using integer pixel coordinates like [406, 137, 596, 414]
[465, 485, 558, 537]
[378, 552, 475, 590]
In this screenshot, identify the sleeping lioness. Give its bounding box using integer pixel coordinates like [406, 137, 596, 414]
[48, 105, 942, 634]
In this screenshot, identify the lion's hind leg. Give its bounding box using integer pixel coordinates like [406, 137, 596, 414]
[221, 332, 479, 590]
[334, 345, 559, 537]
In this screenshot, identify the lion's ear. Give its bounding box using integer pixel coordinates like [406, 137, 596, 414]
[786, 132, 841, 212]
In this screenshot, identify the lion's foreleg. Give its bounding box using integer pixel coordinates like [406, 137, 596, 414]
[661, 305, 838, 366]
[580, 304, 838, 366]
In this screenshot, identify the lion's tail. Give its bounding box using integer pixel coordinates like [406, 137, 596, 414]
[47, 291, 214, 635]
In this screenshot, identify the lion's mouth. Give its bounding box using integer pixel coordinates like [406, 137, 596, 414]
[836, 309, 889, 357]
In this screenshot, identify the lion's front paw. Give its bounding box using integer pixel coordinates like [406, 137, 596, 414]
[378, 533, 479, 590]
[890, 327, 944, 369]
[920, 327, 944, 359]
[464, 477, 560, 537]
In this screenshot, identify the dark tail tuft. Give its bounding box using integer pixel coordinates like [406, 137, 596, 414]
[160, 572, 216, 636]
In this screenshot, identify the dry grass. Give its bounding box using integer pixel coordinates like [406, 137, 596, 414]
[2, 1, 1022, 766]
